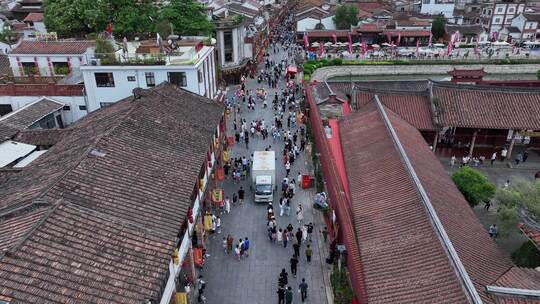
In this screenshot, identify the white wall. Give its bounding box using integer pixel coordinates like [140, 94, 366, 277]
[81, 48, 217, 112]
[297, 16, 336, 32]
[0, 95, 87, 125]
[8, 53, 90, 76]
[421, 2, 455, 18]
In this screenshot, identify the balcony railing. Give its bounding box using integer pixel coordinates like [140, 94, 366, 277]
[89, 52, 200, 66]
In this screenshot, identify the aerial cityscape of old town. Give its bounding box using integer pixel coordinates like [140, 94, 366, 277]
[0, 0, 539, 303]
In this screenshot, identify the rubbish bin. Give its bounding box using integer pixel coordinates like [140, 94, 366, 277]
[301, 174, 313, 189]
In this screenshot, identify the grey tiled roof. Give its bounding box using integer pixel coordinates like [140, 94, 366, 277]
[0, 82, 225, 303]
[0, 97, 64, 140]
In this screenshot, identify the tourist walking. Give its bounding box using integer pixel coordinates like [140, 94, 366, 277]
[238, 187, 245, 205]
[285, 286, 293, 304]
[290, 255, 298, 277]
[305, 245, 312, 264]
[226, 234, 234, 254]
[243, 237, 250, 257]
[299, 278, 308, 302]
[296, 205, 303, 224]
[277, 285, 286, 304]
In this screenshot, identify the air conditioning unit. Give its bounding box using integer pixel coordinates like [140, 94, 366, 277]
[90, 58, 101, 66]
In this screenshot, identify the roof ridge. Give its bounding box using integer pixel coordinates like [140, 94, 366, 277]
[432, 80, 540, 93]
[2, 201, 58, 259]
[374, 95, 483, 304]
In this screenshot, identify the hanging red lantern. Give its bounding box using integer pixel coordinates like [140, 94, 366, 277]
[187, 208, 194, 224]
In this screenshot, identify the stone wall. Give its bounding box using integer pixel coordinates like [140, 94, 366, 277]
[311, 64, 540, 82]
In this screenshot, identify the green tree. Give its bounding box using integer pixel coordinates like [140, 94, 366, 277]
[109, 0, 158, 37]
[160, 0, 214, 36]
[451, 167, 496, 207]
[0, 27, 16, 43]
[495, 179, 540, 234]
[95, 38, 117, 64]
[432, 16, 446, 40]
[537, 69, 540, 79]
[511, 241, 540, 268]
[333, 5, 359, 30]
[44, 0, 109, 37]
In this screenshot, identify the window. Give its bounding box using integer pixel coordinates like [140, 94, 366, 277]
[508, 7, 514, 13]
[0, 104, 12, 116]
[95, 73, 115, 87]
[62, 105, 71, 111]
[21, 62, 37, 75]
[79, 105, 87, 111]
[145, 72, 155, 87]
[223, 30, 233, 62]
[497, 7, 503, 13]
[53, 62, 70, 75]
[168, 72, 187, 87]
[494, 17, 501, 23]
[198, 70, 203, 83]
[127, 76, 136, 82]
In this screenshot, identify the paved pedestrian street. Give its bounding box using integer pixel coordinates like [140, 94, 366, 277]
[199, 40, 329, 304]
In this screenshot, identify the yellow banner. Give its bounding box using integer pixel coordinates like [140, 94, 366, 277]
[519, 131, 540, 137]
[212, 189, 223, 203]
[223, 150, 230, 162]
[204, 215, 213, 231]
[175, 292, 187, 304]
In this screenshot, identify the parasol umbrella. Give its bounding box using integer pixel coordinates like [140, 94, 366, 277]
[371, 44, 380, 48]
[311, 42, 320, 47]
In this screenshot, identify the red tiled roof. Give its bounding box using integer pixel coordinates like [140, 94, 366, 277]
[23, 12, 43, 22]
[306, 30, 349, 37]
[10, 41, 95, 55]
[519, 223, 540, 250]
[493, 267, 540, 290]
[385, 29, 432, 37]
[355, 23, 384, 33]
[0, 202, 175, 303]
[0, 204, 49, 252]
[14, 129, 72, 146]
[339, 99, 525, 303]
[340, 107, 471, 303]
[448, 68, 487, 77]
[355, 91, 435, 130]
[433, 82, 540, 130]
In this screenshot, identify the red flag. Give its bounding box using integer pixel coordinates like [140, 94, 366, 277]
[361, 41, 367, 56]
[347, 32, 353, 54]
[106, 23, 113, 35]
[397, 33, 401, 46]
[428, 32, 433, 46]
[319, 42, 325, 57]
[303, 32, 309, 49]
[332, 33, 337, 44]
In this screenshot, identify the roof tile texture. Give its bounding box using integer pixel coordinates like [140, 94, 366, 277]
[0, 203, 174, 304]
[0, 98, 64, 140]
[340, 109, 469, 304]
[10, 41, 94, 55]
[433, 83, 540, 130]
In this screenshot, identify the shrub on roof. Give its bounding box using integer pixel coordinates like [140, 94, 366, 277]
[511, 240, 540, 268]
[451, 167, 496, 207]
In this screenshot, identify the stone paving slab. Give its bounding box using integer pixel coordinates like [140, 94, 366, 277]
[200, 47, 329, 304]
